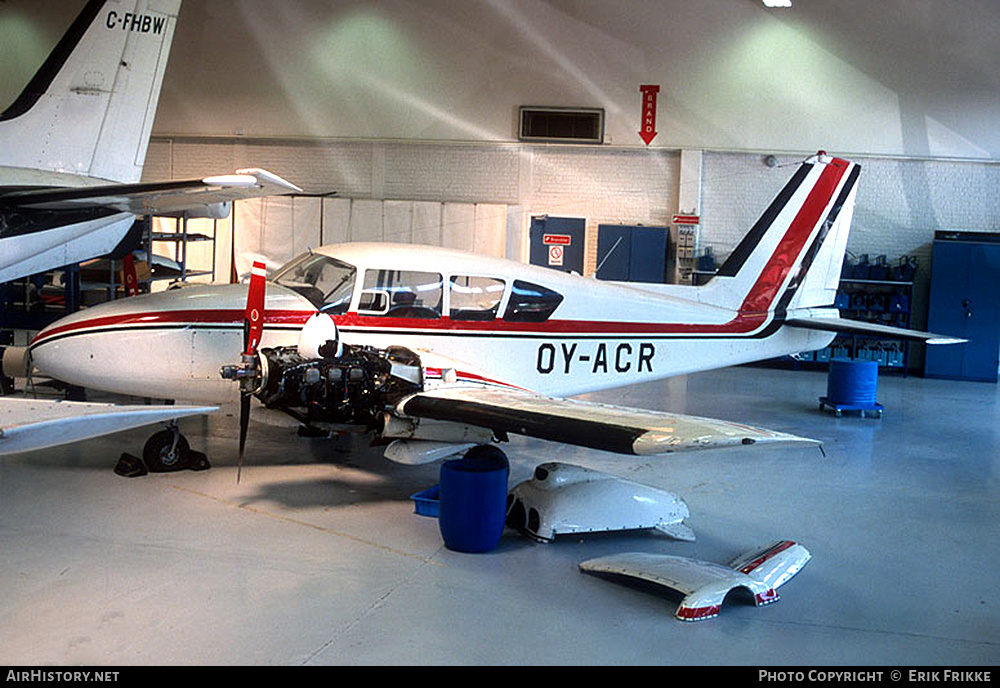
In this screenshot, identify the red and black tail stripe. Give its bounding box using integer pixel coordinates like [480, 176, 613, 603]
[716, 163, 813, 278]
[751, 161, 860, 338]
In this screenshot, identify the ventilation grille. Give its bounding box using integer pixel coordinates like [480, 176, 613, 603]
[518, 107, 604, 144]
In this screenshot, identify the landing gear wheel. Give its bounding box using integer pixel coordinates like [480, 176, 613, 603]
[143, 429, 191, 472]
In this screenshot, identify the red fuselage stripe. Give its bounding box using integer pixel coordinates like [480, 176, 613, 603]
[31, 308, 771, 346]
[30, 309, 311, 345]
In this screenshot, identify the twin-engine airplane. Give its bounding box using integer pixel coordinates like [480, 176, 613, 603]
[0, 0, 300, 454]
[19, 152, 962, 470]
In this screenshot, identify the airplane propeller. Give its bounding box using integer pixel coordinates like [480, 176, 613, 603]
[221, 260, 267, 483]
[239, 260, 267, 482]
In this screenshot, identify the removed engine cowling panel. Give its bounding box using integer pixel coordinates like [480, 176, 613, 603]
[505, 462, 694, 543]
[579, 540, 811, 622]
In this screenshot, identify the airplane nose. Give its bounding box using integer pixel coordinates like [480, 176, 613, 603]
[28, 282, 313, 402]
[29, 295, 162, 394]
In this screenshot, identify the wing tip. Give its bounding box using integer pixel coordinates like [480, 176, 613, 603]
[632, 429, 819, 455]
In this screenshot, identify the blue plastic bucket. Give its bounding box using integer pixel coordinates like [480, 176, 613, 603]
[827, 358, 879, 407]
[438, 446, 509, 553]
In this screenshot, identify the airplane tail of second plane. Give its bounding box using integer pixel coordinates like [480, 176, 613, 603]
[697, 152, 861, 321]
[0, 0, 182, 183]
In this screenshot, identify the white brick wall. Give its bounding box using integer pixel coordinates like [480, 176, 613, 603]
[145, 138, 1000, 328]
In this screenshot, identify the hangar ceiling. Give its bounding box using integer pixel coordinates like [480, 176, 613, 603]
[2, 0, 999, 158]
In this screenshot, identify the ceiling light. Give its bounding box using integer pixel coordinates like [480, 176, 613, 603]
[763, 0, 792, 7]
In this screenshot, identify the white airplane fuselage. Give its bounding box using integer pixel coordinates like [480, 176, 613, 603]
[28, 154, 862, 408]
[28, 242, 837, 404]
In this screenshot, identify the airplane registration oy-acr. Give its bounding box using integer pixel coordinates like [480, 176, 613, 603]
[18, 152, 962, 471]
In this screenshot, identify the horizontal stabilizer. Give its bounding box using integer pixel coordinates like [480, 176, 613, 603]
[0, 398, 216, 456]
[400, 387, 817, 456]
[786, 316, 966, 345]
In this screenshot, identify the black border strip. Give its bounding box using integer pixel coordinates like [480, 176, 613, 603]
[29, 323, 781, 351]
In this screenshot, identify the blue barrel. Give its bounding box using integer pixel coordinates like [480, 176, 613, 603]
[438, 446, 509, 553]
[827, 358, 879, 407]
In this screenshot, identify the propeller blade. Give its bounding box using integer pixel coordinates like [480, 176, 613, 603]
[237, 391, 251, 483]
[236, 259, 267, 483]
[244, 260, 267, 355]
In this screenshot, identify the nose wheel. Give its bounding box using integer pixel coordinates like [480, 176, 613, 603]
[115, 422, 210, 477]
[143, 427, 192, 472]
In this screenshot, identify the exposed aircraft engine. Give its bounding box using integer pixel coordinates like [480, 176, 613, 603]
[248, 344, 422, 430]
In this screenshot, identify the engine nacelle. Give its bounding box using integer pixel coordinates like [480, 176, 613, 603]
[2, 346, 30, 378]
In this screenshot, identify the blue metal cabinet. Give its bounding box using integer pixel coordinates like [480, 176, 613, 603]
[595, 225, 669, 283]
[924, 233, 1000, 382]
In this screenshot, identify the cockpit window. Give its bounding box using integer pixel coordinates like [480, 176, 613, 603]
[449, 276, 505, 321]
[359, 269, 443, 319]
[503, 280, 563, 322]
[273, 253, 356, 314]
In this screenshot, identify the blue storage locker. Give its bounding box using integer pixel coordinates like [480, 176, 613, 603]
[595, 224, 669, 284]
[924, 233, 1000, 382]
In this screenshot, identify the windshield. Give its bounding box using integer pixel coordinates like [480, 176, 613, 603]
[273, 253, 356, 313]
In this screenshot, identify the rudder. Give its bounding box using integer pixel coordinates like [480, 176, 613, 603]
[699, 153, 861, 319]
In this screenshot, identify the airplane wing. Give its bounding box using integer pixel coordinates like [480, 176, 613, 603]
[0, 168, 302, 217]
[0, 398, 216, 456]
[397, 387, 817, 456]
[785, 316, 966, 345]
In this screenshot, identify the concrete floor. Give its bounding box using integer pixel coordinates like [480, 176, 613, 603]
[0, 365, 997, 666]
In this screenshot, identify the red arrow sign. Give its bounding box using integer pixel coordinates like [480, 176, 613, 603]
[639, 84, 660, 145]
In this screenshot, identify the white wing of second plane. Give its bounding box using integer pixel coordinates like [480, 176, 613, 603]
[396, 386, 817, 458]
[0, 398, 216, 456]
[0, 168, 302, 218]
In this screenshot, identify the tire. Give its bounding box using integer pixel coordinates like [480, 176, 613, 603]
[143, 429, 190, 472]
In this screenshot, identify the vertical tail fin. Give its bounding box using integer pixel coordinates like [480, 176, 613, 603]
[699, 153, 861, 319]
[0, 0, 181, 183]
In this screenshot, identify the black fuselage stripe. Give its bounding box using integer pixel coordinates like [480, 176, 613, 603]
[28, 324, 298, 352]
[30, 323, 787, 353]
